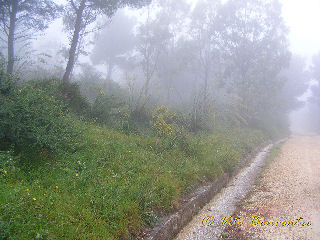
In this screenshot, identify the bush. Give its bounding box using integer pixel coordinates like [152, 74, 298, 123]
[0, 81, 82, 153]
[59, 81, 91, 116]
[250, 112, 289, 140]
[91, 94, 128, 126]
[32, 80, 91, 117]
[153, 130, 194, 156]
[151, 106, 177, 136]
[79, 77, 128, 103]
[0, 59, 16, 97]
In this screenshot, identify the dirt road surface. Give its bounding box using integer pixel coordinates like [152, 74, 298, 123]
[175, 136, 320, 240]
[175, 144, 275, 240]
[224, 136, 320, 239]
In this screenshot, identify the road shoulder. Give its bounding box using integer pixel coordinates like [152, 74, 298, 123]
[223, 136, 320, 240]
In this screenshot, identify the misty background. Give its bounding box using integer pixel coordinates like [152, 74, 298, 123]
[1, 0, 320, 134]
[2, 1, 320, 238]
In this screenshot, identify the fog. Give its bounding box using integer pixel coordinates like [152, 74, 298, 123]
[3, 1, 320, 238]
[1, 0, 320, 135]
[279, 0, 320, 134]
[290, 80, 320, 134]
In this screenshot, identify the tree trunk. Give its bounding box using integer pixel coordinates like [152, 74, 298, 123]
[7, 0, 18, 74]
[203, 66, 209, 113]
[62, 0, 86, 83]
[106, 60, 114, 80]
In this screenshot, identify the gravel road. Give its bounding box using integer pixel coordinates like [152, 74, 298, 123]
[175, 136, 320, 240]
[175, 144, 275, 240]
[224, 136, 320, 240]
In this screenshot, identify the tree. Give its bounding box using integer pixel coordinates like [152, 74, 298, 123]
[90, 10, 137, 80]
[310, 52, 320, 107]
[154, 0, 190, 105]
[187, 0, 223, 130]
[190, 0, 222, 99]
[217, 0, 290, 125]
[128, 1, 175, 118]
[306, 53, 320, 132]
[0, 0, 60, 74]
[62, 0, 151, 83]
[281, 55, 310, 111]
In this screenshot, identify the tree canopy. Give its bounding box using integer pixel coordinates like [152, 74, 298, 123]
[62, 0, 151, 83]
[0, 0, 61, 74]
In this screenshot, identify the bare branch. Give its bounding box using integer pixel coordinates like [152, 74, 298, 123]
[0, 22, 9, 36]
[79, 23, 105, 37]
[14, 33, 33, 40]
[0, 35, 7, 43]
[70, 0, 78, 11]
[0, 9, 9, 35]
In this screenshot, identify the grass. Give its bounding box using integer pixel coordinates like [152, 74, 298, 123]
[255, 143, 283, 186]
[0, 121, 267, 240]
[221, 232, 229, 239]
[261, 143, 283, 172]
[265, 143, 283, 166]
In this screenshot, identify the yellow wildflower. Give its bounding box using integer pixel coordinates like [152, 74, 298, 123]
[128, 150, 131, 153]
[55, 186, 59, 189]
[26, 189, 30, 192]
[3, 170, 7, 174]
[75, 173, 79, 177]
[38, 185, 41, 189]
[77, 161, 81, 165]
[33, 198, 36, 201]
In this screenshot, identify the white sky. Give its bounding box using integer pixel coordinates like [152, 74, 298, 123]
[187, 0, 319, 60]
[188, 0, 320, 59]
[32, 0, 320, 133]
[36, 0, 320, 64]
[279, 0, 320, 59]
[277, 0, 320, 133]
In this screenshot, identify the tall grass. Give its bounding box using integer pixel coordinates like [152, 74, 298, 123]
[0, 121, 266, 239]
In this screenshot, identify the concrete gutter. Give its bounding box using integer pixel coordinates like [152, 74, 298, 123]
[145, 138, 287, 240]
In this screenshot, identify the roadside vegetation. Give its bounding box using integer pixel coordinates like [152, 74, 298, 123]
[254, 143, 284, 187]
[0, 66, 271, 239]
[264, 144, 284, 167]
[0, 0, 311, 239]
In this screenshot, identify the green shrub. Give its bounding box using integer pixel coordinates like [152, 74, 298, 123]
[0, 82, 82, 153]
[32, 80, 91, 117]
[151, 106, 177, 136]
[250, 112, 289, 140]
[91, 94, 128, 125]
[129, 106, 151, 124]
[0, 60, 16, 97]
[59, 81, 91, 116]
[79, 77, 128, 103]
[154, 130, 195, 157]
[0, 122, 267, 240]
